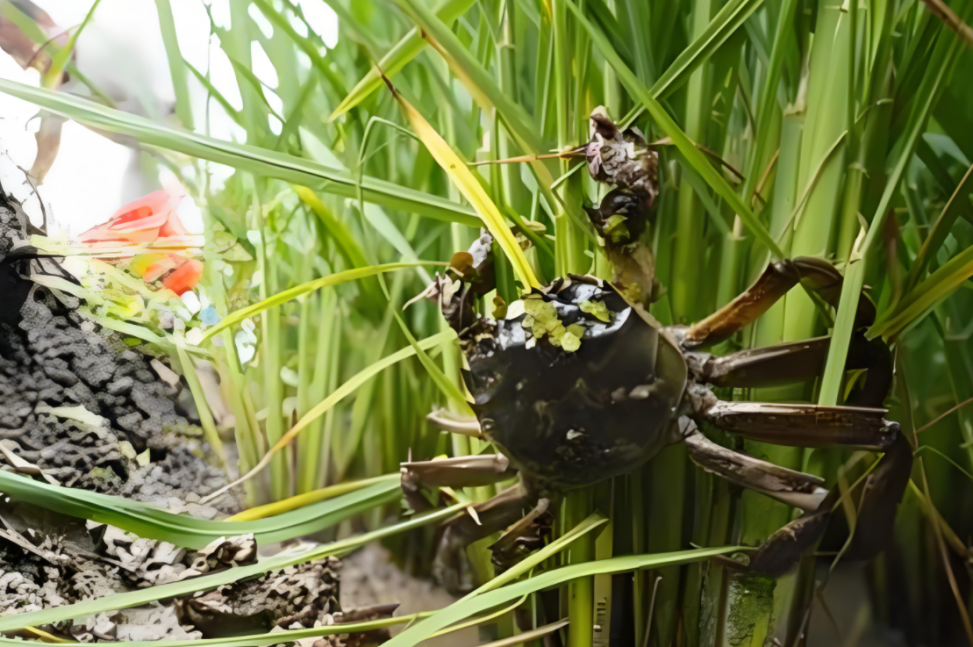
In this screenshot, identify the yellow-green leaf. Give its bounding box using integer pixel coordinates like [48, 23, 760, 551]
[199, 262, 444, 342]
[386, 81, 541, 290]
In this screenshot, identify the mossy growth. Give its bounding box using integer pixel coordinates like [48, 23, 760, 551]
[521, 297, 585, 352]
[725, 573, 776, 647]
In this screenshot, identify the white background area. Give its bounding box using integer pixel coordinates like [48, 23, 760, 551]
[0, 0, 338, 236]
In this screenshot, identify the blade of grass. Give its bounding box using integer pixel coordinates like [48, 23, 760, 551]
[0, 79, 480, 226]
[155, 0, 194, 129]
[43, 0, 102, 89]
[330, 0, 477, 120]
[228, 474, 396, 521]
[620, 0, 767, 127]
[0, 503, 464, 631]
[384, 546, 745, 647]
[819, 13, 969, 406]
[905, 161, 973, 289]
[202, 331, 456, 502]
[385, 77, 541, 289]
[200, 261, 443, 342]
[868, 244, 973, 340]
[0, 470, 399, 549]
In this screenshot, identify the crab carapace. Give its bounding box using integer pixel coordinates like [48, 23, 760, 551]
[402, 108, 911, 591]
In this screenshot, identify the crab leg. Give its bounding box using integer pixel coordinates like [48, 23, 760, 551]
[681, 424, 829, 511]
[683, 391, 913, 575]
[400, 453, 517, 512]
[688, 384, 899, 450]
[433, 482, 547, 592]
[400, 455, 554, 592]
[681, 257, 875, 348]
[745, 433, 913, 576]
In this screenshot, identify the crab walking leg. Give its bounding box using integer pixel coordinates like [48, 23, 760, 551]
[746, 434, 913, 576]
[400, 453, 517, 511]
[686, 333, 893, 407]
[688, 385, 900, 450]
[681, 256, 875, 348]
[433, 483, 548, 592]
[681, 425, 829, 511]
[686, 333, 888, 388]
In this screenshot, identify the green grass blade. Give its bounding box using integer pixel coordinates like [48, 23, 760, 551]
[330, 0, 477, 120]
[0, 470, 400, 549]
[0, 79, 480, 226]
[868, 245, 973, 340]
[905, 162, 973, 289]
[0, 504, 464, 631]
[185, 61, 243, 125]
[621, 0, 766, 127]
[818, 14, 969, 406]
[385, 546, 745, 647]
[155, 0, 194, 129]
[393, 0, 598, 246]
[44, 0, 102, 89]
[200, 262, 443, 342]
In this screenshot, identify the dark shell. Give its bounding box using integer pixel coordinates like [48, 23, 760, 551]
[461, 280, 687, 490]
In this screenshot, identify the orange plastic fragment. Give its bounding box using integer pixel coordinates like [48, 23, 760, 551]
[162, 259, 203, 296]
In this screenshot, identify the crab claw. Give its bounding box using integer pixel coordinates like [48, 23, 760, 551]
[407, 231, 497, 332]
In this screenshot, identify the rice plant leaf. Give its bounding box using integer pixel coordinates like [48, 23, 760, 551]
[44, 0, 102, 89]
[0, 616, 433, 647]
[385, 546, 744, 647]
[292, 186, 371, 271]
[0, 1, 111, 104]
[386, 80, 541, 289]
[200, 262, 443, 342]
[204, 330, 457, 501]
[383, 280, 475, 408]
[0, 504, 465, 631]
[0, 469, 400, 550]
[228, 475, 396, 521]
[0, 79, 480, 226]
[155, 0, 194, 129]
[330, 0, 477, 120]
[474, 512, 608, 595]
[250, 0, 347, 99]
[819, 13, 969, 406]
[393, 0, 598, 246]
[225, 56, 280, 120]
[185, 61, 243, 125]
[565, 1, 783, 260]
[868, 245, 973, 340]
[624, 0, 765, 126]
[906, 161, 973, 289]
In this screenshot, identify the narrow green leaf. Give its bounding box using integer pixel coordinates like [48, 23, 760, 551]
[155, 0, 194, 129]
[906, 162, 973, 289]
[200, 262, 443, 342]
[330, 0, 477, 120]
[0, 470, 399, 549]
[819, 14, 970, 406]
[185, 60, 243, 125]
[869, 245, 973, 340]
[44, 0, 102, 89]
[0, 504, 464, 631]
[0, 80, 480, 226]
[388, 82, 541, 289]
[385, 546, 745, 647]
[622, 0, 765, 127]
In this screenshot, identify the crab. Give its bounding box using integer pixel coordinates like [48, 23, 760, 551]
[402, 108, 912, 591]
